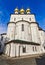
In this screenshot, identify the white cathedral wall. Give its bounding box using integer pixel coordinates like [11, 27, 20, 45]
[39, 30, 45, 52]
[5, 44, 7, 55]
[7, 23, 15, 40]
[20, 45, 41, 56]
[15, 44, 20, 56]
[20, 44, 33, 56]
[39, 30, 45, 44]
[10, 14, 36, 23]
[5, 44, 10, 56]
[10, 43, 16, 57]
[5, 43, 42, 57]
[30, 23, 40, 43]
[15, 21, 31, 42]
[7, 14, 37, 42]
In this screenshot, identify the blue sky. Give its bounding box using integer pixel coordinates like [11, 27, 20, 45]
[0, 0, 45, 34]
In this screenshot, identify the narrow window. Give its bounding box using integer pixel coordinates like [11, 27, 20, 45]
[22, 18, 23, 20]
[33, 47, 34, 51]
[29, 26, 30, 34]
[22, 24, 24, 31]
[29, 18, 31, 21]
[44, 47, 45, 49]
[23, 47, 26, 53]
[0, 42, 1, 50]
[35, 47, 37, 51]
[14, 18, 16, 21]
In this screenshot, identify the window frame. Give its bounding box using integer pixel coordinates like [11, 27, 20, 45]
[29, 18, 31, 21]
[22, 46, 26, 53]
[22, 24, 24, 31]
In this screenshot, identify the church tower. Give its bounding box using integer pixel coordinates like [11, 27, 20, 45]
[7, 8, 40, 43]
[5, 8, 45, 57]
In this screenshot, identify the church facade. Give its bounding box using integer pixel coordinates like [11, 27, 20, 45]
[1, 8, 45, 57]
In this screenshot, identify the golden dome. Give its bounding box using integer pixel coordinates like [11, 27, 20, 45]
[20, 8, 25, 14]
[26, 8, 30, 13]
[14, 8, 19, 12]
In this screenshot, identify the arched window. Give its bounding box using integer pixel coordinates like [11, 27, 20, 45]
[22, 24, 24, 31]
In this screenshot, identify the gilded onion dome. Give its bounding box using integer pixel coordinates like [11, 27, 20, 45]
[14, 8, 19, 12]
[26, 8, 30, 14]
[20, 8, 25, 14]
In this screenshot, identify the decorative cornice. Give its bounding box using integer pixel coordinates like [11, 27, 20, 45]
[7, 22, 15, 25]
[15, 20, 39, 25]
[7, 20, 45, 32]
[15, 20, 30, 24]
[5, 39, 40, 46]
